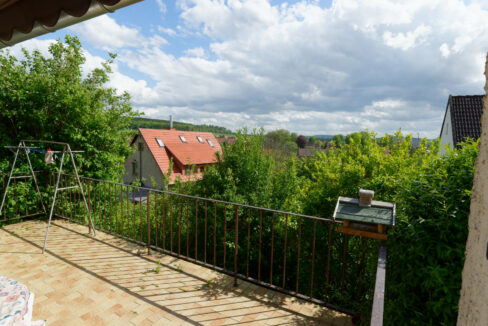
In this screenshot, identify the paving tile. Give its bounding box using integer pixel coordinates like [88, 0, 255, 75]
[0, 220, 351, 325]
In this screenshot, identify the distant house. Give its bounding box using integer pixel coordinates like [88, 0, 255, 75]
[297, 148, 327, 158]
[124, 128, 222, 188]
[439, 95, 483, 153]
[216, 136, 236, 145]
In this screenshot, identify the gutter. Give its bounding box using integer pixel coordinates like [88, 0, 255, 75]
[0, 0, 143, 49]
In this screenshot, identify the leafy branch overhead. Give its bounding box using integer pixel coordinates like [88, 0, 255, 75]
[0, 35, 140, 180]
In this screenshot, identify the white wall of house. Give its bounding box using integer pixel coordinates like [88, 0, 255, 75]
[123, 140, 165, 189]
[439, 104, 454, 154]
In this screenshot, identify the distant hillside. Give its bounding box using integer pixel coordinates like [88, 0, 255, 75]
[131, 117, 234, 136]
[312, 135, 335, 141]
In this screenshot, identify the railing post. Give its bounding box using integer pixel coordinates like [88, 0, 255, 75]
[147, 190, 151, 255]
[234, 205, 238, 287]
[87, 180, 91, 233]
[371, 241, 387, 326]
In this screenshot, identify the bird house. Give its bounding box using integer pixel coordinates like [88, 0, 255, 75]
[333, 191, 395, 240]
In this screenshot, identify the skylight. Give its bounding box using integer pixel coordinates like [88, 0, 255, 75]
[207, 139, 214, 147]
[196, 136, 204, 144]
[155, 138, 165, 147]
[179, 135, 187, 143]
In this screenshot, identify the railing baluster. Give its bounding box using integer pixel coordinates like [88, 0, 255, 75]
[270, 212, 275, 285]
[246, 208, 250, 278]
[296, 216, 302, 293]
[126, 187, 130, 238]
[162, 193, 166, 250]
[24, 176, 27, 216]
[69, 176, 72, 221]
[310, 219, 317, 298]
[223, 204, 227, 269]
[155, 191, 158, 249]
[204, 200, 207, 263]
[325, 222, 332, 300]
[103, 182, 107, 231]
[132, 186, 136, 239]
[170, 195, 173, 253]
[178, 197, 181, 257]
[147, 190, 151, 255]
[139, 189, 142, 241]
[195, 199, 198, 260]
[234, 205, 239, 287]
[213, 202, 217, 267]
[282, 214, 288, 289]
[109, 182, 112, 233]
[186, 198, 190, 257]
[87, 180, 91, 228]
[258, 210, 262, 282]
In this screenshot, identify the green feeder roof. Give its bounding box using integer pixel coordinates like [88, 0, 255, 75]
[333, 197, 396, 226]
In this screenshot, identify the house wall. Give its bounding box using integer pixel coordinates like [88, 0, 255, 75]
[123, 141, 165, 189]
[439, 104, 454, 154]
[457, 54, 488, 325]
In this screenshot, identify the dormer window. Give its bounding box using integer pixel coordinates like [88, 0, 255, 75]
[179, 135, 187, 143]
[196, 136, 204, 144]
[155, 138, 165, 147]
[207, 139, 214, 148]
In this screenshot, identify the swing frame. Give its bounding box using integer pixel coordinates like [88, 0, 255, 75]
[0, 140, 96, 253]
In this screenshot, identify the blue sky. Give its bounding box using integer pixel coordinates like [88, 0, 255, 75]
[8, 0, 488, 137]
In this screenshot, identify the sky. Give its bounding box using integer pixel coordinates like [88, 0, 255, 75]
[6, 0, 488, 138]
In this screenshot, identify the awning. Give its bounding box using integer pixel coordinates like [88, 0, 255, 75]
[0, 0, 142, 48]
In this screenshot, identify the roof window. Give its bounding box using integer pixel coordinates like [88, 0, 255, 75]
[179, 135, 187, 143]
[196, 136, 204, 144]
[207, 139, 214, 148]
[155, 138, 165, 147]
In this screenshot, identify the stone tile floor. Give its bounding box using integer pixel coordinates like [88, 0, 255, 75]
[0, 219, 352, 325]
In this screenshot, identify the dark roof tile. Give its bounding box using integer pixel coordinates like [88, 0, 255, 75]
[449, 95, 484, 145]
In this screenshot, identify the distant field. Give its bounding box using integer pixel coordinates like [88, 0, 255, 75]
[131, 117, 235, 136]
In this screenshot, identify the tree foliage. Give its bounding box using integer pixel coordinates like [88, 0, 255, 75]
[0, 35, 139, 180]
[296, 135, 307, 148]
[264, 129, 299, 163]
[188, 128, 476, 324]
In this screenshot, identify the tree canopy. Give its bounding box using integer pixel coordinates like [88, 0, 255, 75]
[0, 35, 139, 180]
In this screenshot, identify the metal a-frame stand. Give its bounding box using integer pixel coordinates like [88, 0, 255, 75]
[0, 140, 96, 253]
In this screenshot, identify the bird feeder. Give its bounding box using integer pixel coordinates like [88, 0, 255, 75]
[333, 190, 395, 240]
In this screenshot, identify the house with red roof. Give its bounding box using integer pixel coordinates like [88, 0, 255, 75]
[123, 128, 222, 188]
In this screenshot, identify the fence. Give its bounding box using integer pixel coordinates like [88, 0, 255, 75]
[0, 171, 386, 323]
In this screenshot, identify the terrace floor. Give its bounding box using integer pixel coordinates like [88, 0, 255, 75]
[0, 219, 351, 326]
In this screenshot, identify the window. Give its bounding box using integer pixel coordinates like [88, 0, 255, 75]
[138, 143, 144, 151]
[207, 139, 214, 147]
[179, 135, 187, 143]
[185, 167, 190, 175]
[132, 161, 138, 175]
[155, 138, 165, 147]
[196, 136, 204, 144]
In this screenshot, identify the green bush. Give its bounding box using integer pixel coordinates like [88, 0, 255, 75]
[385, 140, 478, 325]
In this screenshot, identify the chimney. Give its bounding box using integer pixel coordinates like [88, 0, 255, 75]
[169, 115, 173, 129]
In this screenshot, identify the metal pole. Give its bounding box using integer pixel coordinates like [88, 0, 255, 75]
[68, 144, 96, 236]
[0, 142, 21, 216]
[42, 147, 66, 253]
[21, 141, 46, 213]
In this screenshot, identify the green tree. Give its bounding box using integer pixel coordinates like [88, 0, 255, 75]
[0, 35, 139, 180]
[265, 129, 298, 162]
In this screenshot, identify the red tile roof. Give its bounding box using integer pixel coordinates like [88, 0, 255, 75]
[138, 128, 222, 183]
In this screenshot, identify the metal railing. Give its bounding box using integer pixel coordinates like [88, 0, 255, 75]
[1, 171, 387, 323]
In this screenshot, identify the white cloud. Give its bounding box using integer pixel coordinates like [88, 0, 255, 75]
[184, 47, 206, 57]
[440, 43, 450, 57]
[156, 0, 167, 14]
[69, 15, 143, 50]
[20, 0, 488, 137]
[383, 25, 432, 51]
